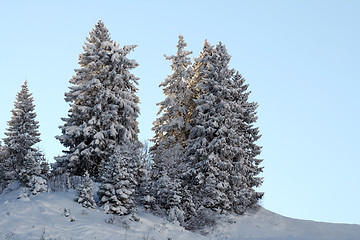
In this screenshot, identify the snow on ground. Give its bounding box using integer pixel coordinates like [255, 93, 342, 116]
[0, 188, 205, 240]
[0, 188, 359, 240]
[211, 207, 360, 240]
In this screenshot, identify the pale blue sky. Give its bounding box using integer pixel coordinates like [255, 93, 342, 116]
[0, 0, 359, 224]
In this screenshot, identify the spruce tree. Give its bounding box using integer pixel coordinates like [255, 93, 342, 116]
[97, 145, 139, 215]
[151, 35, 192, 177]
[150, 35, 193, 222]
[228, 71, 264, 213]
[75, 171, 96, 209]
[2, 81, 45, 186]
[185, 41, 233, 212]
[54, 20, 141, 178]
[137, 142, 153, 209]
[185, 42, 263, 214]
[0, 141, 5, 189]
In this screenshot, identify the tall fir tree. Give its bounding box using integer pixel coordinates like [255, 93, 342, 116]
[184, 41, 263, 214]
[54, 20, 141, 178]
[2, 80, 45, 185]
[151, 35, 192, 177]
[150, 35, 193, 222]
[186, 40, 213, 126]
[227, 71, 264, 213]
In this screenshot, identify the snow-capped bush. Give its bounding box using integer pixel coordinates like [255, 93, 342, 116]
[98, 145, 140, 215]
[185, 207, 218, 231]
[29, 176, 47, 195]
[75, 172, 96, 209]
[98, 183, 134, 215]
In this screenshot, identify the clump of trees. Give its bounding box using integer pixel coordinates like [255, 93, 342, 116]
[150, 36, 263, 226]
[0, 20, 263, 229]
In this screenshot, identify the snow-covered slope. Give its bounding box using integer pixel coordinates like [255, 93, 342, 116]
[211, 207, 360, 240]
[0, 188, 205, 240]
[0, 189, 359, 240]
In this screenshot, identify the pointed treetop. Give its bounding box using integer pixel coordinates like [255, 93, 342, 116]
[13, 80, 35, 111]
[20, 79, 29, 92]
[178, 34, 185, 44]
[215, 42, 231, 64]
[18, 80, 29, 95]
[233, 71, 248, 91]
[175, 35, 192, 56]
[164, 35, 192, 59]
[203, 39, 212, 51]
[8, 79, 38, 129]
[163, 35, 192, 78]
[195, 39, 214, 64]
[86, 20, 111, 47]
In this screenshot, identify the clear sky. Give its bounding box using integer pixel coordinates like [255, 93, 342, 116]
[0, 0, 359, 224]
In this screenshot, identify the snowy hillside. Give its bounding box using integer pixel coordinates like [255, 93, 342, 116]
[0, 188, 359, 240]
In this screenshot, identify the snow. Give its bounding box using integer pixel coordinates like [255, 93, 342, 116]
[0, 189, 359, 240]
[0, 189, 205, 240]
[211, 207, 360, 240]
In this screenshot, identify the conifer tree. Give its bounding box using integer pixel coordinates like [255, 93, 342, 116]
[0, 141, 3, 165]
[97, 145, 139, 215]
[75, 171, 96, 209]
[228, 71, 264, 213]
[2, 81, 45, 186]
[137, 142, 153, 209]
[151, 35, 192, 177]
[150, 36, 193, 222]
[185, 41, 263, 214]
[54, 20, 141, 178]
[186, 40, 213, 125]
[0, 141, 5, 189]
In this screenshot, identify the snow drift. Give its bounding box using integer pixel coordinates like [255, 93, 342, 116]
[0, 188, 359, 240]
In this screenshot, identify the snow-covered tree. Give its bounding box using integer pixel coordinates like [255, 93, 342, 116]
[54, 20, 141, 179]
[2, 80, 46, 187]
[150, 35, 193, 222]
[137, 141, 154, 209]
[40, 158, 51, 179]
[184, 41, 263, 214]
[97, 145, 139, 215]
[29, 175, 48, 195]
[75, 171, 96, 209]
[151, 35, 193, 177]
[0, 141, 6, 190]
[227, 71, 264, 214]
[184, 41, 233, 212]
[152, 174, 185, 223]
